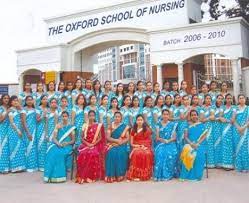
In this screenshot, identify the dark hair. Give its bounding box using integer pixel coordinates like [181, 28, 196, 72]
[224, 93, 233, 105]
[180, 80, 187, 90]
[57, 81, 65, 92]
[93, 80, 102, 96]
[88, 94, 97, 106]
[100, 94, 108, 106]
[215, 94, 224, 108]
[173, 94, 181, 106]
[130, 96, 140, 108]
[61, 111, 69, 117]
[47, 81, 56, 92]
[133, 114, 148, 133]
[39, 94, 49, 107]
[143, 96, 152, 107]
[85, 78, 92, 90]
[114, 111, 123, 119]
[191, 94, 199, 106]
[190, 109, 198, 117]
[104, 80, 111, 89]
[162, 109, 170, 115]
[127, 82, 136, 94]
[154, 95, 164, 107]
[121, 95, 131, 107]
[0, 94, 10, 106]
[49, 98, 58, 108]
[115, 83, 124, 96]
[24, 95, 35, 108]
[172, 81, 179, 92]
[73, 79, 83, 91]
[88, 109, 96, 117]
[9, 95, 18, 107]
[203, 94, 212, 105]
[136, 81, 143, 90]
[109, 97, 120, 110]
[164, 95, 172, 108]
[75, 94, 86, 109]
[237, 94, 246, 105]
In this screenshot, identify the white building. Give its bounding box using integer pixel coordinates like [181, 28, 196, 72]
[16, 0, 249, 99]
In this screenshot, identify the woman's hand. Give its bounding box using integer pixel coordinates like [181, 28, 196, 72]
[17, 129, 22, 138]
[27, 133, 33, 141]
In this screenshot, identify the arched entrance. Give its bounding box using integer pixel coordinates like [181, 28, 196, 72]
[19, 69, 42, 91]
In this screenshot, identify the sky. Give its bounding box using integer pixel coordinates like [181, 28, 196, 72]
[0, 0, 237, 83]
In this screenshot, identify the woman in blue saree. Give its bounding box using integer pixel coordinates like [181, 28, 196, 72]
[130, 96, 142, 125]
[21, 96, 38, 172]
[8, 96, 26, 172]
[0, 94, 10, 173]
[36, 95, 49, 171]
[19, 82, 32, 107]
[47, 98, 58, 142]
[154, 109, 178, 181]
[64, 81, 74, 110]
[180, 109, 208, 181]
[134, 81, 146, 108]
[44, 111, 75, 183]
[233, 94, 249, 172]
[99, 95, 109, 131]
[120, 95, 132, 127]
[32, 82, 45, 107]
[105, 111, 130, 183]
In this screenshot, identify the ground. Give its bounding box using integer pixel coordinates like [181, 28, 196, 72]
[0, 169, 248, 203]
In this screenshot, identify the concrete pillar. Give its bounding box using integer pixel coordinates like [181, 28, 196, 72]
[231, 58, 240, 100]
[156, 65, 163, 87]
[177, 62, 184, 84]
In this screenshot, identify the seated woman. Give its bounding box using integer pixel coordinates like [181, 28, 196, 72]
[127, 114, 154, 181]
[105, 111, 130, 183]
[154, 109, 178, 181]
[179, 110, 208, 181]
[76, 110, 106, 184]
[44, 111, 75, 183]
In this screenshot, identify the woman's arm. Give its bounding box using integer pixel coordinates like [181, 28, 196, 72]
[52, 125, 62, 147]
[106, 125, 120, 144]
[21, 112, 32, 141]
[156, 127, 166, 143]
[71, 110, 76, 125]
[9, 113, 22, 138]
[63, 131, 76, 146]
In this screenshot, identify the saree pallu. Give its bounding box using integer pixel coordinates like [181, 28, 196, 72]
[44, 125, 75, 183]
[127, 129, 154, 181]
[154, 122, 178, 181]
[180, 123, 207, 181]
[105, 124, 128, 178]
[76, 123, 106, 182]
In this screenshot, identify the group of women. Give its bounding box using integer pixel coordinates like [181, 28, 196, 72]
[0, 79, 248, 184]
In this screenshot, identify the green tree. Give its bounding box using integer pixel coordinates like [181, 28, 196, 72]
[209, 0, 222, 20]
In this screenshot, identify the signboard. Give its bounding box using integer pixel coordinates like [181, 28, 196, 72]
[46, 0, 188, 43]
[45, 72, 56, 84]
[0, 85, 8, 95]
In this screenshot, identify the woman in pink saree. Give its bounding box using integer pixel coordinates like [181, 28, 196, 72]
[76, 110, 106, 183]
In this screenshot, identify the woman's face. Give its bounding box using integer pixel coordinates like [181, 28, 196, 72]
[146, 98, 152, 107]
[102, 96, 108, 106]
[90, 96, 97, 105]
[124, 96, 131, 106]
[114, 113, 122, 123]
[37, 83, 43, 92]
[25, 83, 31, 92]
[94, 82, 101, 90]
[86, 80, 92, 89]
[50, 100, 57, 108]
[225, 95, 233, 105]
[117, 84, 123, 93]
[137, 82, 144, 91]
[62, 113, 69, 122]
[26, 97, 34, 107]
[174, 95, 181, 104]
[11, 98, 19, 108]
[133, 98, 139, 107]
[88, 112, 95, 122]
[154, 84, 160, 92]
[105, 82, 111, 90]
[41, 96, 48, 106]
[210, 82, 216, 90]
[205, 96, 211, 105]
[76, 80, 82, 89]
[165, 96, 172, 105]
[61, 98, 68, 107]
[164, 82, 170, 90]
[217, 96, 224, 105]
[221, 83, 227, 91]
[136, 116, 144, 126]
[172, 83, 178, 91]
[49, 82, 55, 91]
[192, 96, 199, 105]
[202, 85, 208, 93]
[146, 83, 152, 92]
[181, 81, 187, 90]
[182, 96, 190, 106]
[67, 83, 73, 91]
[238, 96, 246, 105]
[191, 87, 197, 95]
[59, 82, 65, 91]
[157, 96, 164, 106]
[190, 112, 198, 122]
[162, 111, 169, 121]
[111, 99, 118, 108]
[2, 96, 9, 105]
[128, 83, 135, 92]
[78, 96, 85, 105]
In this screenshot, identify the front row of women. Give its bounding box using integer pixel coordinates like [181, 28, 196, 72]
[45, 109, 208, 183]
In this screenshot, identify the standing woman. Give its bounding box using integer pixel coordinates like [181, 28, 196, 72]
[144, 81, 153, 98]
[153, 95, 164, 126]
[36, 95, 49, 171]
[84, 94, 99, 123]
[33, 82, 45, 107]
[130, 96, 142, 125]
[215, 93, 235, 169]
[134, 81, 145, 108]
[170, 81, 179, 99]
[107, 97, 119, 127]
[46, 81, 58, 104]
[161, 81, 171, 98]
[105, 112, 130, 182]
[127, 115, 153, 181]
[211, 94, 224, 166]
[99, 95, 109, 131]
[190, 94, 202, 114]
[57, 81, 66, 106]
[209, 81, 219, 105]
[154, 109, 178, 181]
[115, 83, 125, 108]
[92, 80, 103, 106]
[179, 110, 208, 181]
[233, 94, 249, 172]
[64, 81, 74, 110]
[126, 82, 135, 99]
[220, 81, 228, 98]
[21, 96, 38, 172]
[151, 82, 161, 104]
[72, 94, 86, 147]
[170, 94, 181, 126]
[200, 95, 215, 168]
[163, 95, 173, 111]
[120, 95, 132, 127]
[103, 80, 115, 108]
[19, 82, 32, 106]
[0, 94, 10, 173]
[72, 79, 83, 105]
[82, 78, 93, 103]
[179, 80, 188, 97]
[198, 83, 209, 105]
[44, 111, 75, 183]
[47, 98, 59, 141]
[142, 96, 154, 143]
[58, 96, 71, 123]
[76, 110, 106, 183]
[8, 96, 26, 172]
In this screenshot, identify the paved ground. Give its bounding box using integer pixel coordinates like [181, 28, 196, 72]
[0, 169, 248, 203]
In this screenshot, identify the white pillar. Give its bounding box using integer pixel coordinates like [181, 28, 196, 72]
[177, 62, 184, 84]
[156, 65, 163, 87]
[19, 73, 24, 93]
[231, 58, 240, 100]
